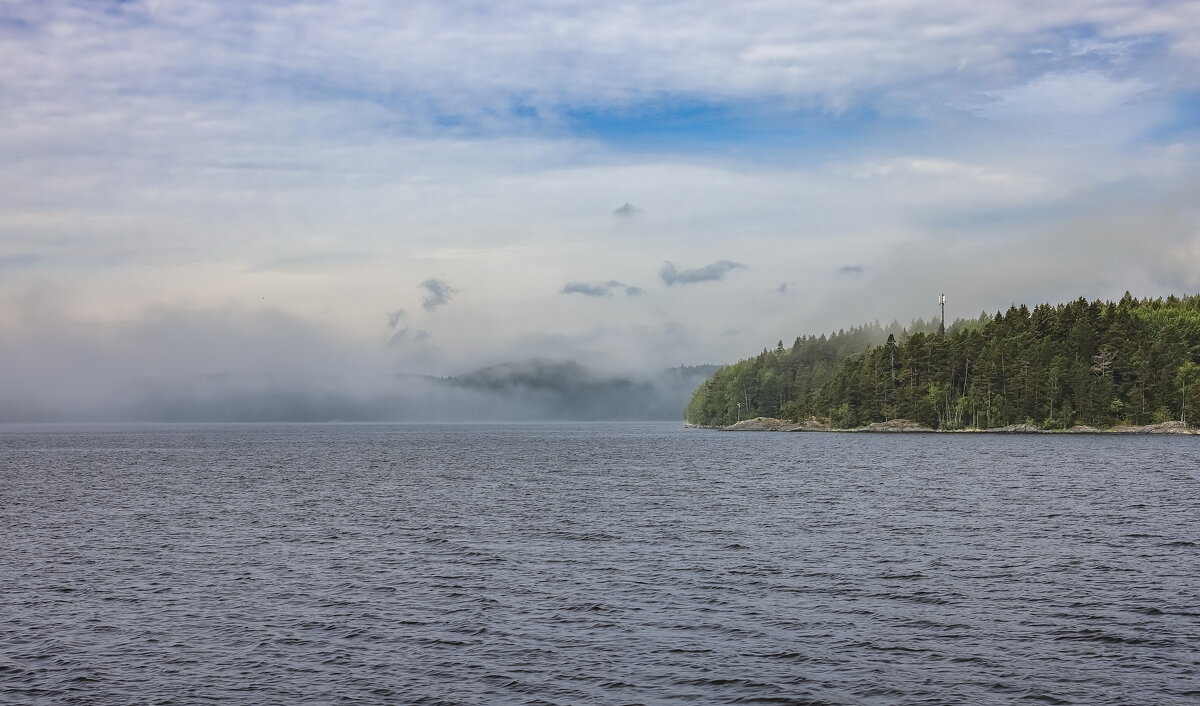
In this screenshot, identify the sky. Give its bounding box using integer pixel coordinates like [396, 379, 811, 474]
[2, 0, 1199, 419]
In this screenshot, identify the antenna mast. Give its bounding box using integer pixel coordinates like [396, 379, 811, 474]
[939, 293, 946, 336]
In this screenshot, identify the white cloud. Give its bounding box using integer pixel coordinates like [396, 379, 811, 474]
[980, 71, 1154, 119]
[3, 2, 1196, 124]
[851, 157, 1016, 184]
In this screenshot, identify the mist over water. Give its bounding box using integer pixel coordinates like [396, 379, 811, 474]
[0, 369, 709, 423]
[3, 423, 1197, 704]
[0, 305, 714, 422]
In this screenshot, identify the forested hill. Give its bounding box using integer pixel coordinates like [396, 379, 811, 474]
[446, 359, 721, 420]
[687, 293, 1200, 430]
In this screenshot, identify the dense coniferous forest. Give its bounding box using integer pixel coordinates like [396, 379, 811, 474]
[687, 294, 1200, 429]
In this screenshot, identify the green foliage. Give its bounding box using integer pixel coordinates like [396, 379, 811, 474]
[687, 321, 904, 425]
[687, 293, 1200, 429]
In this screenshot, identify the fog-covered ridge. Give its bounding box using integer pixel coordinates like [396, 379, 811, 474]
[444, 359, 720, 421]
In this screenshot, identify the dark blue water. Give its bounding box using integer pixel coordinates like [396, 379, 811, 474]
[2, 423, 1198, 704]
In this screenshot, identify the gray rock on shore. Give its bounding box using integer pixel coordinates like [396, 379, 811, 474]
[1109, 420, 1197, 435]
[988, 423, 1043, 433]
[847, 419, 935, 433]
[723, 416, 835, 431]
[723, 417, 801, 431]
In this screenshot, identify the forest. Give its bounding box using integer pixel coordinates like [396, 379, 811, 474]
[686, 293, 1200, 429]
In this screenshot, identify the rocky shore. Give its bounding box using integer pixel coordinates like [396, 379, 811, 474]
[713, 416, 832, 432]
[701, 417, 1198, 435]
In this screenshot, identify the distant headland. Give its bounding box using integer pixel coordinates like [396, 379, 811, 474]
[686, 293, 1200, 433]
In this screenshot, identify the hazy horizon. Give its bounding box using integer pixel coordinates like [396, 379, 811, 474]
[3, 1, 1198, 421]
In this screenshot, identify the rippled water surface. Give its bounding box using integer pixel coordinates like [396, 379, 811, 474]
[2, 422, 1199, 704]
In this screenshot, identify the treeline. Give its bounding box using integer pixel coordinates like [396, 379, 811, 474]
[687, 293, 1200, 429]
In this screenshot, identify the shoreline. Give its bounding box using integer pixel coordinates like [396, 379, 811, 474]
[686, 417, 1199, 435]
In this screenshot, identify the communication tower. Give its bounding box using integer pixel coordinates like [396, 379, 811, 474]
[939, 293, 946, 336]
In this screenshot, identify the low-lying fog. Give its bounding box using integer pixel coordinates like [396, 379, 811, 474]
[0, 306, 717, 422]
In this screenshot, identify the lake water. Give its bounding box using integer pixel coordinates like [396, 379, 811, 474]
[2, 422, 1198, 704]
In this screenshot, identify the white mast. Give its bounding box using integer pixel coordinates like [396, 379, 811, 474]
[939, 293, 946, 336]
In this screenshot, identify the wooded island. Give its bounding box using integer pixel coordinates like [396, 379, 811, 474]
[687, 293, 1200, 430]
